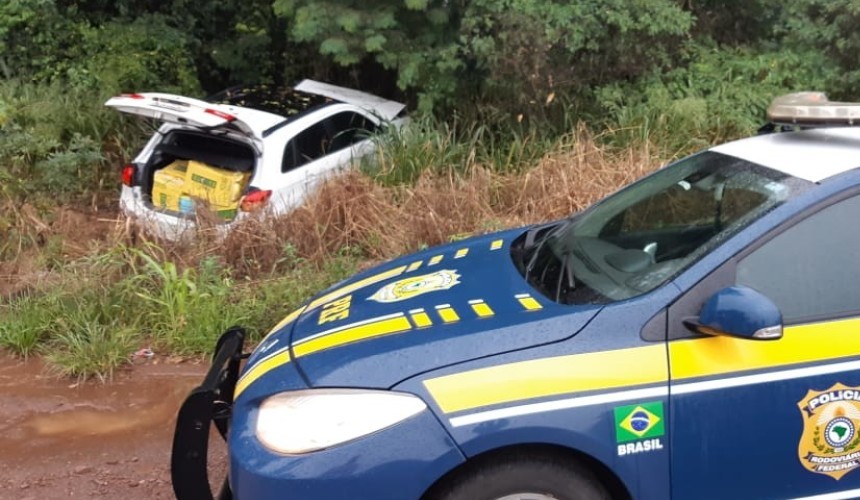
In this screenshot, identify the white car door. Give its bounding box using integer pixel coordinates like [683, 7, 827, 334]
[268, 108, 380, 213]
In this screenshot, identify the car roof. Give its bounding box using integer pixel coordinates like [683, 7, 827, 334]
[711, 127, 860, 183]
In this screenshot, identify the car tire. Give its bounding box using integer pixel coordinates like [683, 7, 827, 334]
[426, 453, 612, 500]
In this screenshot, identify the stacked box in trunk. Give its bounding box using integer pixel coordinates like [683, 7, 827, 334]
[151, 160, 250, 221]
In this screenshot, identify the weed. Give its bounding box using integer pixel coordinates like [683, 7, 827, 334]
[46, 319, 137, 383]
[365, 115, 563, 186]
[0, 294, 61, 357]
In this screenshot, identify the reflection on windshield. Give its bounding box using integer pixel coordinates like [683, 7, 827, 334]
[514, 151, 812, 305]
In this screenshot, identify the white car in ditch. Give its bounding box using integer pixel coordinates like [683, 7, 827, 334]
[106, 80, 405, 240]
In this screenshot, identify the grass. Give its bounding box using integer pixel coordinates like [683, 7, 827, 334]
[0, 294, 60, 358]
[0, 125, 667, 381]
[364, 115, 568, 186]
[0, 230, 364, 380]
[46, 321, 138, 383]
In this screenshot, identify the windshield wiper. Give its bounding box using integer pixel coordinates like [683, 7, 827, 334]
[551, 252, 577, 302]
[525, 222, 570, 281]
[525, 227, 557, 280]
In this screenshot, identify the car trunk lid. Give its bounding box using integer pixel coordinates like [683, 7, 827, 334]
[105, 93, 276, 153]
[294, 79, 405, 121]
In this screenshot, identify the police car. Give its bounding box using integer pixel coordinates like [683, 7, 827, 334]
[172, 92, 860, 500]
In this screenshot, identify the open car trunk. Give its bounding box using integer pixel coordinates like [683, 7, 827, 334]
[141, 128, 256, 222]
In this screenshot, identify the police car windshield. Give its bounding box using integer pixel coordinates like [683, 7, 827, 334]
[523, 151, 812, 304]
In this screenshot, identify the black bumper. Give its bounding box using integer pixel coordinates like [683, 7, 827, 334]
[171, 327, 246, 500]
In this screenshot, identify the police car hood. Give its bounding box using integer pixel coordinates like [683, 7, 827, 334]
[283, 229, 602, 388]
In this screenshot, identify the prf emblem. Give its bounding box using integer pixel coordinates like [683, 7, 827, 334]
[318, 295, 352, 325]
[798, 383, 860, 480]
[368, 270, 461, 303]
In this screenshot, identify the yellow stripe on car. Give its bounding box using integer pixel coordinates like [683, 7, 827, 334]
[669, 317, 860, 380]
[236, 314, 415, 398]
[515, 293, 543, 311]
[306, 265, 408, 310]
[407, 260, 423, 272]
[292, 315, 413, 358]
[409, 309, 433, 328]
[262, 305, 307, 340]
[469, 299, 495, 318]
[490, 239, 504, 250]
[435, 304, 460, 323]
[236, 348, 292, 397]
[454, 248, 469, 259]
[428, 255, 444, 266]
[425, 317, 860, 416]
[424, 345, 667, 414]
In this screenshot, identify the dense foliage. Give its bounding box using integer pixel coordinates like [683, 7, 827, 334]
[2, 1, 858, 121]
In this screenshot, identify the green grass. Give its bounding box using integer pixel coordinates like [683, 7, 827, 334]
[0, 240, 362, 380]
[364, 114, 566, 186]
[0, 294, 62, 358]
[46, 320, 138, 383]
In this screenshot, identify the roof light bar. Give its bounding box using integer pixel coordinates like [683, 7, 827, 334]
[767, 92, 860, 126]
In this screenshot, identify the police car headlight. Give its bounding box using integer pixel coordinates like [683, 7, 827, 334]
[255, 389, 426, 454]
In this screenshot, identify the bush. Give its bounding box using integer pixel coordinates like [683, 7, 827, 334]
[0, 80, 145, 205]
[79, 15, 200, 95]
[594, 41, 835, 152]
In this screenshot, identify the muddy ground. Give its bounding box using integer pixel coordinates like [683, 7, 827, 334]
[0, 355, 225, 499]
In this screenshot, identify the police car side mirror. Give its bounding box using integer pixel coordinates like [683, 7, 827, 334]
[683, 286, 783, 341]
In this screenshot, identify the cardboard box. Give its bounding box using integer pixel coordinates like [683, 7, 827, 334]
[151, 166, 187, 212]
[180, 198, 241, 221]
[184, 160, 250, 205]
[164, 160, 188, 177]
[150, 161, 190, 212]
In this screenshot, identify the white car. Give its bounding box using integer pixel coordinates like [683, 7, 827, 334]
[106, 80, 405, 239]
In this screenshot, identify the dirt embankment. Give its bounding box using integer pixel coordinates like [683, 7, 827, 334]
[0, 205, 124, 300]
[0, 355, 225, 499]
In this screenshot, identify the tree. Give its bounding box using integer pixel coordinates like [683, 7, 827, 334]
[273, 0, 692, 120]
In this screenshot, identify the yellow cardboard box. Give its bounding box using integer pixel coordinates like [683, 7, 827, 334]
[163, 160, 188, 178]
[184, 160, 249, 205]
[151, 162, 187, 212]
[152, 183, 182, 211]
[183, 198, 241, 221]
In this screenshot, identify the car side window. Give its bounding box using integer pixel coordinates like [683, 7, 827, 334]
[282, 120, 329, 173]
[326, 112, 377, 152]
[282, 112, 377, 173]
[736, 194, 860, 324]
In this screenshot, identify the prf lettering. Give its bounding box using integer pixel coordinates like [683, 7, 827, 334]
[319, 295, 352, 324]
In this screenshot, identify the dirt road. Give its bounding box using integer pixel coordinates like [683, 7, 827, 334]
[0, 355, 222, 499]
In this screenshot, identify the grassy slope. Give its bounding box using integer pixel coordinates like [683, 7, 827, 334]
[0, 130, 664, 380]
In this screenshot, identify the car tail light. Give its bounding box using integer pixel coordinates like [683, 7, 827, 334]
[240, 188, 272, 212]
[121, 164, 137, 187]
[205, 108, 236, 121]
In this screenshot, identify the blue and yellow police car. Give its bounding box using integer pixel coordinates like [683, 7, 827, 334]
[172, 92, 860, 500]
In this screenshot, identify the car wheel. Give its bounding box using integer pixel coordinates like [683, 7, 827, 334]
[427, 454, 612, 500]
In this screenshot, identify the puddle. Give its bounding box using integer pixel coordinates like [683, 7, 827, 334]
[0, 355, 207, 459]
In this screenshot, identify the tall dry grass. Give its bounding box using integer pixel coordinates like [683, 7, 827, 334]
[2, 130, 664, 297]
[214, 130, 663, 275]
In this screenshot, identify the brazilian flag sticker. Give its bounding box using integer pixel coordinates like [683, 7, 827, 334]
[614, 401, 665, 443]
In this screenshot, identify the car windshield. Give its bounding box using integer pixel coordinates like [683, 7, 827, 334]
[513, 151, 813, 304]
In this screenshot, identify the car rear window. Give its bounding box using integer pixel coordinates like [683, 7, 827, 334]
[208, 84, 331, 119]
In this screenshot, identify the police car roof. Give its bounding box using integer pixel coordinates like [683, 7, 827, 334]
[711, 127, 860, 183]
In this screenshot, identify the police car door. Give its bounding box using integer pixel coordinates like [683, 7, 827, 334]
[667, 192, 860, 499]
